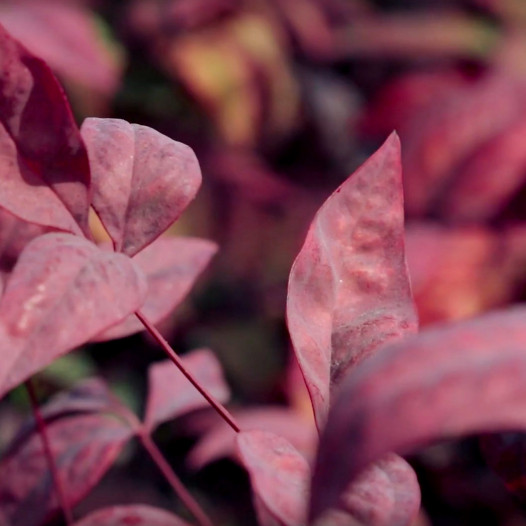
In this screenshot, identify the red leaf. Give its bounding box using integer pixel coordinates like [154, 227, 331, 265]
[94, 237, 217, 341]
[0, 1, 121, 95]
[286, 133, 417, 429]
[441, 117, 526, 222]
[81, 118, 202, 256]
[0, 233, 147, 399]
[187, 407, 316, 470]
[0, 413, 134, 526]
[401, 74, 523, 216]
[73, 505, 191, 526]
[236, 431, 310, 526]
[0, 23, 91, 234]
[310, 306, 526, 519]
[144, 348, 230, 433]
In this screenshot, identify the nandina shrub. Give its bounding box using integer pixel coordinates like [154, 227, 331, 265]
[2, 20, 526, 526]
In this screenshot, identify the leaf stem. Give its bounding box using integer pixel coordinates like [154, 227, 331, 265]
[135, 311, 240, 433]
[25, 380, 74, 526]
[139, 431, 213, 526]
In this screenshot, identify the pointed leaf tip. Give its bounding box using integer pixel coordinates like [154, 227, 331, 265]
[286, 133, 417, 429]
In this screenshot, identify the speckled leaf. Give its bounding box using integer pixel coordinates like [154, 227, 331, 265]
[95, 237, 217, 341]
[0, 23, 91, 234]
[236, 431, 310, 526]
[144, 348, 230, 432]
[0, 233, 147, 400]
[0, 413, 134, 526]
[311, 306, 526, 520]
[73, 505, 191, 526]
[286, 133, 417, 429]
[81, 118, 202, 256]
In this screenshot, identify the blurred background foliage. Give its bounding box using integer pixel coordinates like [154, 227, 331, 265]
[4, 0, 526, 524]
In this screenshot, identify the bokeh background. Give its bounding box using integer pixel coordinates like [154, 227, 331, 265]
[4, 0, 526, 524]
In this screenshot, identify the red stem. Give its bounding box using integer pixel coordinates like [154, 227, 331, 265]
[135, 310, 240, 433]
[25, 380, 74, 525]
[139, 431, 213, 526]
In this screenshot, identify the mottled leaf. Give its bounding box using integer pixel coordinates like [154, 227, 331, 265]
[95, 237, 217, 341]
[0, 23, 91, 234]
[81, 118, 202, 256]
[0, 413, 134, 526]
[74, 505, 191, 526]
[311, 306, 526, 519]
[0, 233, 147, 399]
[236, 431, 310, 526]
[144, 348, 230, 432]
[286, 133, 417, 429]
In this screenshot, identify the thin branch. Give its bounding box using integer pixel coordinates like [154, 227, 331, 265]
[139, 431, 213, 526]
[135, 310, 240, 433]
[25, 380, 74, 525]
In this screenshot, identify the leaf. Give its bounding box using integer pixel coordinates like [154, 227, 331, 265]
[0, 413, 134, 526]
[94, 237, 217, 341]
[0, 208, 51, 275]
[401, 74, 522, 216]
[187, 407, 316, 470]
[441, 117, 526, 222]
[0, 22, 91, 234]
[144, 348, 230, 433]
[0, 0, 122, 96]
[236, 431, 310, 526]
[310, 306, 526, 520]
[286, 133, 417, 429]
[81, 118, 202, 256]
[73, 505, 191, 526]
[335, 453, 420, 526]
[0, 233, 148, 400]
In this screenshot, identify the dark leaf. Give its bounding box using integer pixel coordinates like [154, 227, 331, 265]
[0, 413, 134, 526]
[0, 22, 91, 234]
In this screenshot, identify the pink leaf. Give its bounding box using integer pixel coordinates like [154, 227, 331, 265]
[187, 408, 316, 470]
[0, 413, 134, 526]
[310, 306, 526, 520]
[236, 431, 310, 526]
[144, 348, 230, 433]
[73, 505, 191, 526]
[0, 208, 51, 275]
[286, 132, 417, 429]
[0, 233, 148, 399]
[94, 237, 217, 341]
[0, 0, 122, 96]
[81, 118, 202, 256]
[0, 23, 91, 234]
[336, 453, 420, 526]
